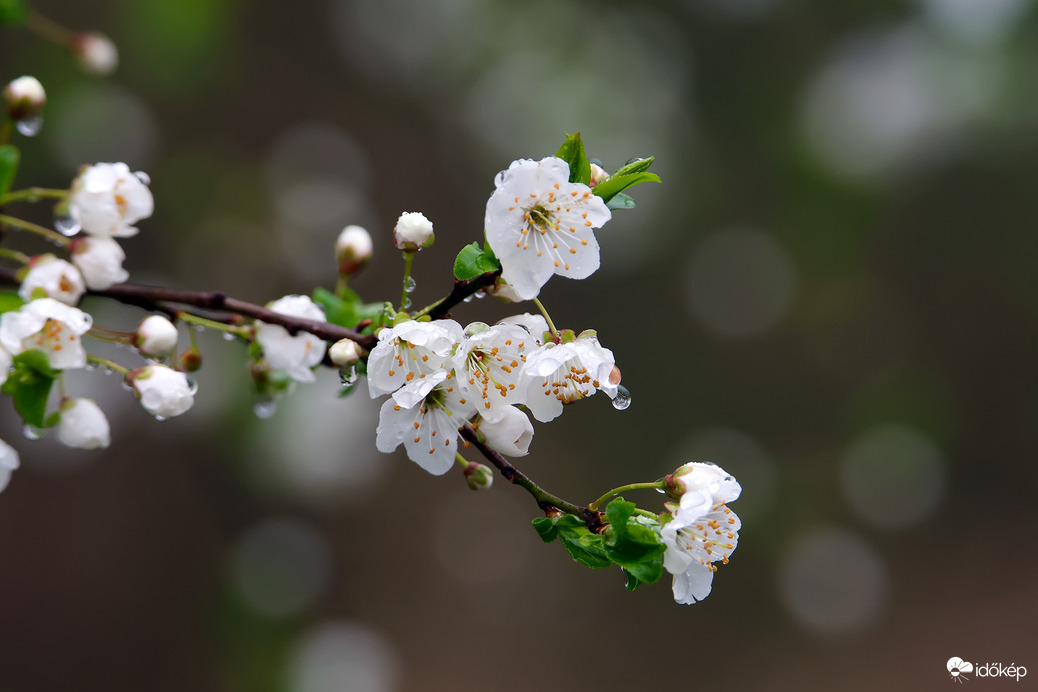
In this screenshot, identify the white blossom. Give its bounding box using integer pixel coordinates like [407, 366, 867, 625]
[255, 295, 327, 383]
[376, 371, 476, 475]
[478, 405, 534, 457]
[132, 364, 194, 418]
[69, 162, 153, 237]
[661, 464, 742, 605]
[0, 344, 11, 386]
[0, 438, 19, 495]
[73, 33, 118, 75]
[452, 322, 534, 422]
[19, 256, 85, 305]
[56, 398, 111, 450]
[366, 319, 462, 403]
[519, 334, 619, 423]
[0, 298, 92, 370]
[497, 313, 550, 343]
[70, 236, 129, 290]
[666, 462, 742, 503]
[484, 157, 611, 300]
[134, 315, 179, 358]
[393, 211, 435, 250]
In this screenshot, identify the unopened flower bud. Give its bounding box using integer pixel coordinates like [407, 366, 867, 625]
[328, 338, 362, 366]
[393, 211, 434, 251]
[73, 32, 118, 75]
[3, 76, 45, 122]
[589, 163, 610, 188]
[130, 364, 194, 418]
[57, 398, 110, 450]
[664, 462, 740, 502]
[178, 346, 203, 372]
[335, 224, 373, 275]
[463, 462, 494, 491]
[134, 315, 179, 358]
[70, 236, 129, 290]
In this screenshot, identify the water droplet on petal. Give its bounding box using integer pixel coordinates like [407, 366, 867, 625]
[403, 276, 417, 293]
[16, 116, 42, 137]
[134, 171, 151, 185]
[23, 424, 43, 440]
[184, 375, 199, 395]
[462, 294, 474, 303]
[611, 385, 632, 410]
[54, 213, 81, 236]
[253, 399, 277, 419]
[222, 332, 236, 341]
[153, 414, 167, 422]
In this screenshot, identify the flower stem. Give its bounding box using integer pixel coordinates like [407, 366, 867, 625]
[25, 11, 76, 48]
[399, 251, 415, 312]
[455, 452, 469, 469]
[87, 354, 130, 377]
[0, 188, 69, 205]
[0, 247, 31, 265]
[0, 214, 70, 247]
[177, 310, 250, 339]
[532, 297, 560, 340]
[588, 481, 665, 511]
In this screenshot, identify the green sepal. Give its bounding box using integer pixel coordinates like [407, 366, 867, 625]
[0, 144, 20, 198]
[555, 133, 591, 185]
[0, 0, 28, 25]
[2, 350, 57, 428]
[453, 242, 501, 281]
[593, 171, 661, 205]
[0, 290, 25, 314]
[603, 498, 665, 585]
[606, 192, 636, 210]
[312, 287, 384, 330]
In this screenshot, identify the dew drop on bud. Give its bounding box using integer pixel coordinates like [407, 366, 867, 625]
[16, 116, 42, 137]
[253, 399, 277, 419]
[338, 365, 358, 386]
[23, 424, 43, 440]
[153, 414, 167, 422]
[134, 171, 151, 185]
[404, 276, 417, 293]
[611, 384, 632, 411]
[54, 213, 81, 236]
[184, 375, 199, 395]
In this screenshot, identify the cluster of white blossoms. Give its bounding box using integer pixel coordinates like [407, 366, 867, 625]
[660, 463, 743, 604]
[368, 313, 620, 475]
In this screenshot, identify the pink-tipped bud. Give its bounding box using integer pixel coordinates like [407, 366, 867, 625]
[589, 163, 610, 187]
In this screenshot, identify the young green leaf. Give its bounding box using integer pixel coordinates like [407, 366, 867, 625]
[453, 242, 501, 281]
[2, 350, 58, 428]
[592, 171, 661, 205]
[612, 156, 655, 177]
[0, 144, 20, 198]
[606, 193, 636, 210]
[555, 133, 592, 185]
[531, 516, 559, 543]
[0, 291, 25, 314]
[603, 498, 665, 584]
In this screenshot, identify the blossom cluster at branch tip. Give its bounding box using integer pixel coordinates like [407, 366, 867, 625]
[484, 156, 611, 300]
[660, 462, 742, 605]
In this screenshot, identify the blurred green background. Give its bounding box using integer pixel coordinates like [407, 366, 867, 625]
[2, 0, 1037, 690]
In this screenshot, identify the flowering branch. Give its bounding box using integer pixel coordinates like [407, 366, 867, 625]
[423, 270, 501, 320]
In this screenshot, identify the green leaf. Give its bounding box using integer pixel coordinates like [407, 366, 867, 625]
[555, 133, 591, 185]
[0, 144, 20, 198]
[0, 0, 28, 25]
[531, 516, 558, 543]
[623, 569, 643, 591]
[606, 192, 636, 211]
[312, 287, 383, 329]
[593, 171, 661, 204]
[612, 156, 655, 177]
[0, 291, 25, 314]
[602, 498, 665, 584]
[453, 242, 501, 281]
[2, 350, 57, 428]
